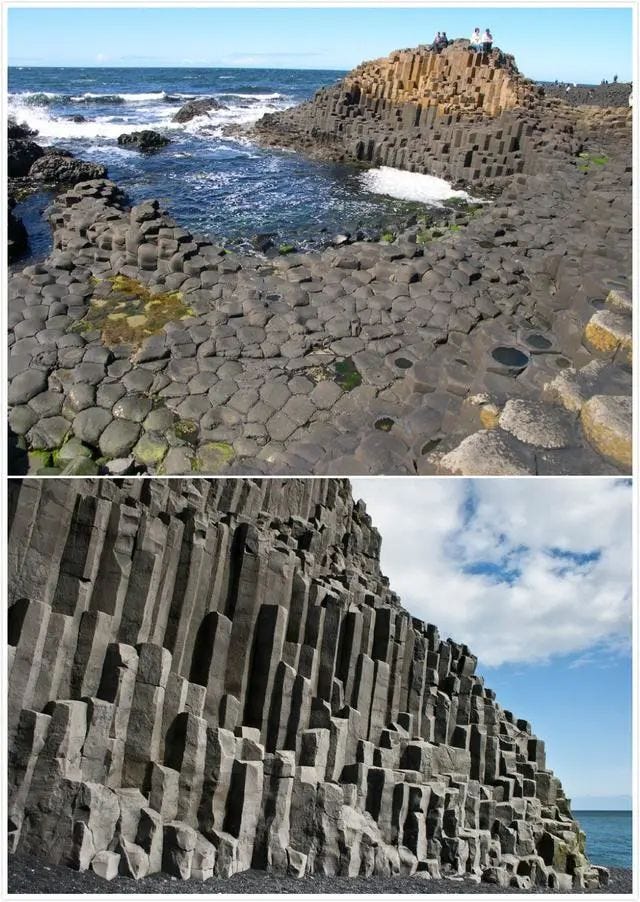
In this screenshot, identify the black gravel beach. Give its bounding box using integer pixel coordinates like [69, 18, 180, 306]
[7, 854, 634, 894]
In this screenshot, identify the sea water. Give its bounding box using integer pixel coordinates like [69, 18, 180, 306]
[9, 66, 477, 257]
[575, 810, 633, 869]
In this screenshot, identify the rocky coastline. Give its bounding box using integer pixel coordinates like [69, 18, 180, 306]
[7, 43, 632, 477]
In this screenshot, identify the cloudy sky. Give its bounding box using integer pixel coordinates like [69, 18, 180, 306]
[351, 478, 633, 808]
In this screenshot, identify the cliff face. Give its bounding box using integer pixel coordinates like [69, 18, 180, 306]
[250, 42, 614, 185]
[340, 42, 540, 117]
[8, 478, 606, 888]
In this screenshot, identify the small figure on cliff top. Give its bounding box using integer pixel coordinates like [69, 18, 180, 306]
[470, 27, 482, 51]
[433, 31, 448, 52]
[613, 74, 618, 83]
[482, 29, 493, 52]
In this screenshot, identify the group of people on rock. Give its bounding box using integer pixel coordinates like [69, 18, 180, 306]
[432, 28, 494, 54]
[469, 28, 493, 52]
[432, 31, 449, 51]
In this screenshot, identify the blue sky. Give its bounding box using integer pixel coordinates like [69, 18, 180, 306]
[8, 6, 634, 83]
[351, 478, 633, 808]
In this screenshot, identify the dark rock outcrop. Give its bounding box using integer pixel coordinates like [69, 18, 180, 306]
[172, 97, 225, 123]
[8, 199, 29, 263]
[117, 130, 171, 152]
[29, 152, 108, 184]
[8, 137, 44, 178]
[7, 477, 608, 889]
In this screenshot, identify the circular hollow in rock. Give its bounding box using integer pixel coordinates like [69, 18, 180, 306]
[421, 438, 441, 455]
[395, 357, 413, 369]
[554, 356, 572, 369]
[491, 346, 530, 371]
[375, 417, 394, 432]
[525, 333, 552, 351]
[589, 297, 606, 310]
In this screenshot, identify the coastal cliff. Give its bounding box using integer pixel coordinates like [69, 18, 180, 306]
[7, 44, 632, 477]
[8, 477, 608, 888]
[250, 41, 629, 186]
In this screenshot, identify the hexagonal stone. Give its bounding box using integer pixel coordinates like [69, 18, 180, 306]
[498, 400, 576, 449]
[282, 395, 315, 427]
[28, 390, 63, 419]
[123, 368, 155, 393]
[66, 383, 96, 413]
[57, 437, 93, 462]
[438, 429, 536, 476]
[96, 383, 126, 409]
[259, 382, 291, 409]
[544, 360, 630, 414]
[583, 309, 631, 357]
[266, 411, 297, 442]
[71, 362, 106, 385]
[207, 380, 238, 406]
[580, 395, 631, 471]
[113, 395, 153, 423]
[143, 408, 176, 432]
[194, 441, 236, 473]
[27, 416, 71, 451]
[9, 370, 48, 405]
[73, 407, 113, 445]
[162, 446, 195, 475]
[309, 379, 342, 410]
[9, 405, 38, 436]
[99, 420, 142, 459]
[133, 432, 169, 467]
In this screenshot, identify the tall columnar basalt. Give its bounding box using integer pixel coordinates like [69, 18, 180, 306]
[250, 41, 628, 186]
[8, 478, 607, 888]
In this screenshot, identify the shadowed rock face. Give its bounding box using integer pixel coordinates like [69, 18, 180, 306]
[8, 478, 607, 888]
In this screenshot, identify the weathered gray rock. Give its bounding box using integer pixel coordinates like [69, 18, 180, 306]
[172, 98, 225, 123]
[7, 478, 606, 889]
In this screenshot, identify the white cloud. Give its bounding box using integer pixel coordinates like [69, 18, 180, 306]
[351, 478, 632, 667]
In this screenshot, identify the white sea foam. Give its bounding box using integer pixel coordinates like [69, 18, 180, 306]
[360, 166, 481, 205]
[8, 100, 179, 141]
[8, 89, 294, 145]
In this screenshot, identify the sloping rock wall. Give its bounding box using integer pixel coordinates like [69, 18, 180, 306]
[250, 42, 617, 186]
[8, 478, 606, 888]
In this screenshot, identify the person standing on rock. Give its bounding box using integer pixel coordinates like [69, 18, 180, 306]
[470, 28, 482, 51]
[433, 31, 442, 49]
[482, 28, 493, 52]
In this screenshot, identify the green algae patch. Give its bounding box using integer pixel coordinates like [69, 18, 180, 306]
[278, 244, 295, 255]
[27, 449, 52, 472]
[577, 151, 609, 173]
[171, 419, 199, 446]
[74, 275, 194, 349]
[194, 441, 236, 473]
[133, 432, 169, 467]
[334, 358, 362, 392]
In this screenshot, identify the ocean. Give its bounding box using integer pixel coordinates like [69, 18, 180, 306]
[574, 811, 633, 869]
[8, 66, 474, 257]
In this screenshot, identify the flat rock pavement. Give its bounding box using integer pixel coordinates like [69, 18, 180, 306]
[7, 129, 631, 477]
[7, 855, 633, 894]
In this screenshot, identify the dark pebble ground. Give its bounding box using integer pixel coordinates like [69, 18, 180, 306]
[7, 854, 633, 895]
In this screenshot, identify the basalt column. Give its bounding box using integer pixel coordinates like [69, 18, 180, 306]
[7, 478, 607, 889]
